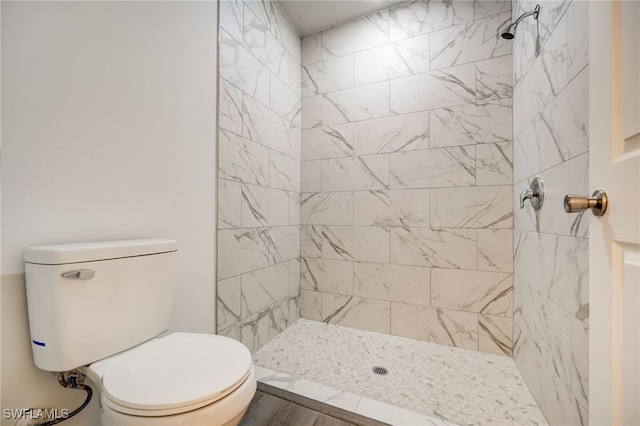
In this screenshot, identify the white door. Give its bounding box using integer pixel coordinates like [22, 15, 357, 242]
[589, 1, 640, 425]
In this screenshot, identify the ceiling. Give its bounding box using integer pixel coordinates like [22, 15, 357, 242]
[278, 0, 407, 36]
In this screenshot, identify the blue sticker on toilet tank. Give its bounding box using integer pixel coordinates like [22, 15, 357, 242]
[32, 340, 46, 347]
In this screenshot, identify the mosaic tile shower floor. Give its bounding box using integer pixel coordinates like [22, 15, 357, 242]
[254, 319, 547, 425]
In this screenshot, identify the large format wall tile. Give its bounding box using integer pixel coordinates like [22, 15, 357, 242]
[390, 64, 476, 114]
[513, 68, 588, 184]
[242, 263, 290, 317]
[321, 11, 388, 59]
[430, 99, 512, 147]
[301, 160, 321, 192]
[244, 7, 297, 90]
[322, 155, 390, 191]
[218, 228, 270, 279]
[271, 73, 301, 122]
[431, 185, 513, 228]
[219, 179, 242, 229]
[514, 229, 588, 320]
[301, 95, 323, 129]
[322, 226, 390, 263]
[354, 34, 430, 85]
[570, 316, 589, 408]
[300, 289, 322, 320]
[567, 1, 588, 81]
[322, 295, 391, 334]
[390, 227, 476, 269]
[220, 0, 243, 43]
[232, 293, 299, 353]
[270, 1, 301, 63]
[431, 269, 513, 316]
[476, 55, 513, 101]
[302, 55, 354, 97]
[390, 302, 478, 350]
[353, 189, 429, 227]
[269, 150, 300, 192]
[217, 0, 301, 353]
[301, 192, 354, 226]
[219, 129, 269, 186]
[323, 82, 390, 124]
[477, 228, 513, 272]
[244, 0, 271, 28]
[241, 184, 290, 227]
[218, 276, 242, 330]
[301, 225, 322, 258]
[429, 12, 511, 70]
[219, 79, 243, 134]
[388, 0, 475, 42]
[512, 0, 589, 422]
[301, 123, 354, 160]
[515, 280, 574, 411]
[301, 257, 354, 295]
[220, 30, 270, 106]
[354, 111, 430, 155]
[299, 0, 515, 358]
[539, 67, 588, 162]
[288, 258, 301, 294]
[267, 226, 300, 264]
[476, 142, 513, 186]
[354, 262, 430, 305]
[243, 96, 292, 156]
[475, 0, 511, 19]
[390, 146, 476, 188]
[301, 33, 321, 66]
[479, 314, 513, 356]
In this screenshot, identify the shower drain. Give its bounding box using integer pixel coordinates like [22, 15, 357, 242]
[372, 366, 388, 376]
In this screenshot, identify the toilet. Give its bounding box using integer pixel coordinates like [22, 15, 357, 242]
[24, 239, 256, 426]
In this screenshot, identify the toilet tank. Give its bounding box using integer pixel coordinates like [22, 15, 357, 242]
[24, 239, 178, 372]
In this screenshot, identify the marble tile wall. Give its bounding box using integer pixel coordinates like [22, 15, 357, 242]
[511, 0, 589, 424]
[299, 0, 515, 356]
[217, 0, 301, 353]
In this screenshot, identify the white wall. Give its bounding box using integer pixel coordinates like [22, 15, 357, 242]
[1, 2, 217, 423]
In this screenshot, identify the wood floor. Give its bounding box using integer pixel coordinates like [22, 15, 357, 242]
[239, 383, 388, 426]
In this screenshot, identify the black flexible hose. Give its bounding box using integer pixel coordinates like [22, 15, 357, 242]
[39, 374, 93, 426]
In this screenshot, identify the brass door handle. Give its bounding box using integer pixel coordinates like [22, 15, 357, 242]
[564, 190, 608, 216]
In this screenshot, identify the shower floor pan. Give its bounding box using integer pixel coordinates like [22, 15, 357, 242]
[253, 319, 547, 426]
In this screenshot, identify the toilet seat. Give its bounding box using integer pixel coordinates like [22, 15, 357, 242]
[98, 333, 253, 417]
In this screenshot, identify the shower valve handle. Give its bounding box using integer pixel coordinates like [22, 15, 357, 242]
[520, 177, 544, 210]
[519, 189, 534, 208]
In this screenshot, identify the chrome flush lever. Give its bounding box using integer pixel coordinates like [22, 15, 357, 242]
[61, 269, 95, 280]
[520, 176, 544, 210]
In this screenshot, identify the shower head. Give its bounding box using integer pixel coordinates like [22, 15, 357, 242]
[501, 4, 540, 40]
[500, 28, 515, 39]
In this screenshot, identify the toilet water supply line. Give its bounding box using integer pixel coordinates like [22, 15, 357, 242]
[38, 371, 93, 426]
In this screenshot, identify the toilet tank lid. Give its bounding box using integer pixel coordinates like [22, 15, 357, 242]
[24, 239, 178, 265]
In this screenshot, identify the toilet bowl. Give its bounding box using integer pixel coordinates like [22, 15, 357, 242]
[23, 239, 257, 426]
[85, 333, 256, 426]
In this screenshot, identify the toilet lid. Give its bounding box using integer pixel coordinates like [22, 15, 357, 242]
[101, 333, 252, 416]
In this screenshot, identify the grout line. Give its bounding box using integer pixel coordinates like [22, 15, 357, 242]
[353, 396, 363, 414]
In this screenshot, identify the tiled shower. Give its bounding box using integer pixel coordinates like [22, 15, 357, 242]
[298, 1, 514, 355]
[216, 0, 589, 424]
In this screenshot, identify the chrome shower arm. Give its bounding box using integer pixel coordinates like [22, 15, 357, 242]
[501, 4, 540, 39]
[511, 4, 540, 29]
